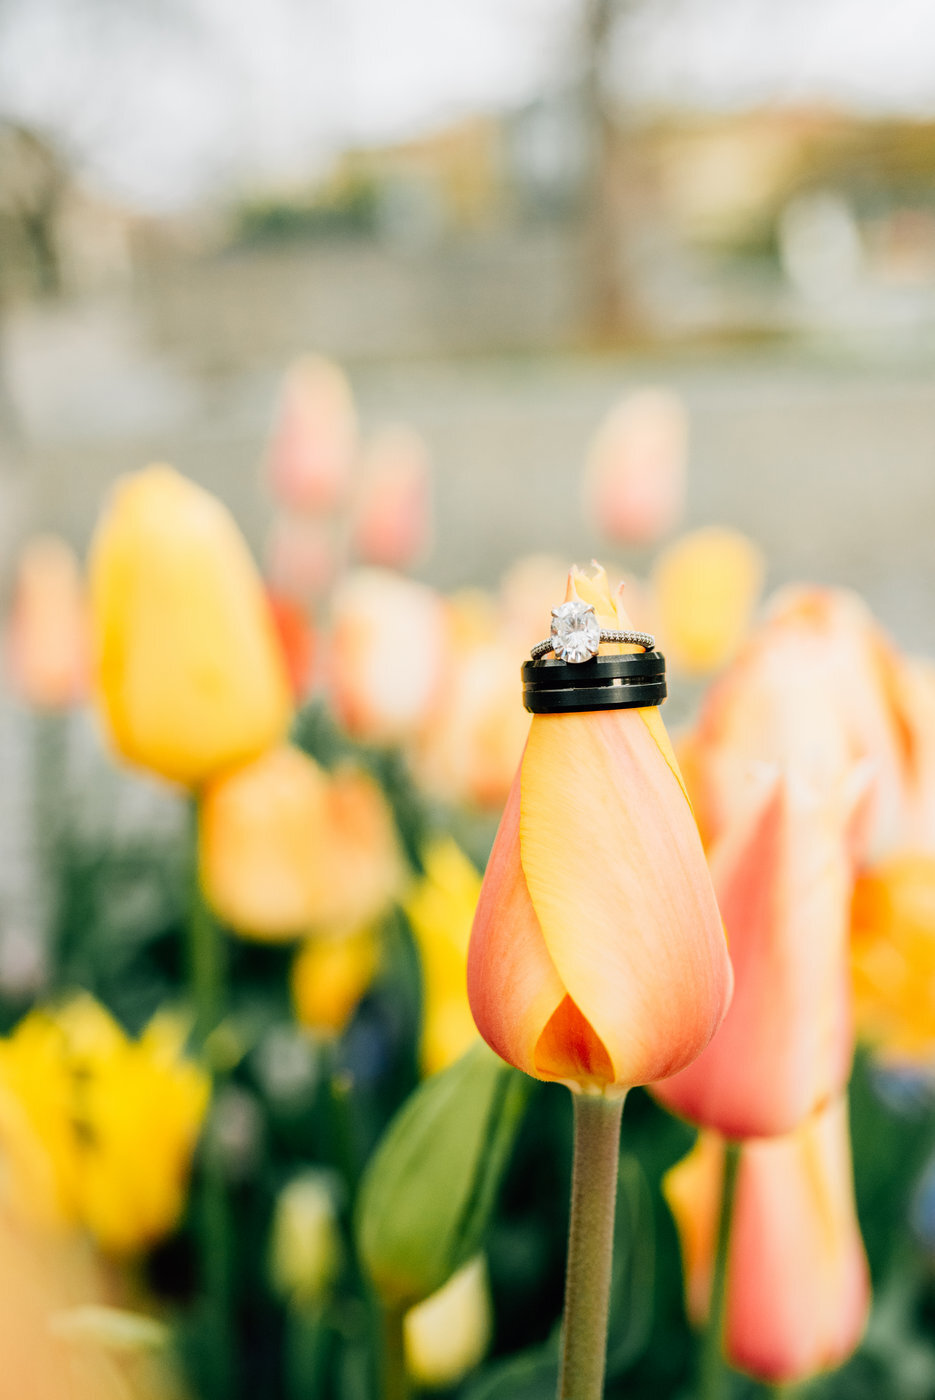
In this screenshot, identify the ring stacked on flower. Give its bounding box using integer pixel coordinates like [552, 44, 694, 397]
[467, 562, 733, 1400]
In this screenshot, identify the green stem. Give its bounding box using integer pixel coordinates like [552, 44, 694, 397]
[187, 838, 235, 1400]
[558, 1091, 625, 1400]
[698, 1139, 742, 1400]
[382, 1303, 411, 1400]
[285, 1306, 331, 1400]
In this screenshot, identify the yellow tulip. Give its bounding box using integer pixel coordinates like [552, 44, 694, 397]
[269, 1172, 344, 1306]
[405, 838, 481, 1075]
[89, 464, 292, 786]
[0, 999, 208, 1254]
[291, 927, 380, 1038]
[404, 1255, 492, 1388]
[651, 527, 764, 676]
[851, 853, 935, 1063]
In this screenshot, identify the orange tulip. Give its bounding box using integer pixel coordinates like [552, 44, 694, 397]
[467, 564, 732, 1094]
[654, 768, 857, 1137]
[583, 389, 687, 546]
[352, 425, 432, 570]
[328, 569, 449, 746]
[6, 535, 88, 708]
[664, 1095, 869, 1384]
[264, 357, 357, 514]
[89, 465, 292, 787]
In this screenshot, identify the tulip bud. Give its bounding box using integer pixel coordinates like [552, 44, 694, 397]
[265, 516, 338, 603]
[664, 1096, 869, 1384]
[352, 425, 432, 570]
[89, 465, 292, 787]
[291, 927, 380, 1039]
[583, 389, 687, 546]
[6, 534, 88, 708]
[270, 1172, 344, 1307]
[468, 564, 732, 1095]
[404, 1255, 492, 1388]
[356, 1041, 529, 1308]
[328, 568, 448, 746]
[264, 357, 357, 514]
[650, 527, 764, 677]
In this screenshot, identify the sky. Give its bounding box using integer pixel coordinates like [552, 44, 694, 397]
[2, 0, 935, 211]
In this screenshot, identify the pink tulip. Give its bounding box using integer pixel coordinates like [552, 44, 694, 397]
[664, 1095, 869, 1384]
[654, 766, 858, 1137]
[265, 516, 338, 603]
[6, 535, 88, 709]
[264, 357, 357, 514]
[583, 389, 687, 546]
[327, 569, 448, 746]
[352, 425, 432, 570]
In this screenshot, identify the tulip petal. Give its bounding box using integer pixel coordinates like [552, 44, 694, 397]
[519, 708, 731, 1088]
[655, 772, 853, 1137]
[467, 767, 566, 1080]
[727, 1097, 870, 1382]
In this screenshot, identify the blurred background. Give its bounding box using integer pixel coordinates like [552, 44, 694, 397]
[2, 0, 935, 626]
[3, 7, 935, 1397]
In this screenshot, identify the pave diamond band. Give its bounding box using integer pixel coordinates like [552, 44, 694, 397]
[530, 600, 655, 664]
[529, 628, 656, 662]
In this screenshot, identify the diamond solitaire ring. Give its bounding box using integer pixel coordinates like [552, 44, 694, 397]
[530, 601, 655, 664]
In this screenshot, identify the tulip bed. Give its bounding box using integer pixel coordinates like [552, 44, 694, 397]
[3, 362, 935, 1400]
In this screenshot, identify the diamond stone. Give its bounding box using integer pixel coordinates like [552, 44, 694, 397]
[550, 601, 600, 663]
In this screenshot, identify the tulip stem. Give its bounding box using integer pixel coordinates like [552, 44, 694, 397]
[381, 1304, 411, 1400]
[187, 840, 236, 1400]
[558, 1090, 625, 1400]
[698, 1138, 742, 1400]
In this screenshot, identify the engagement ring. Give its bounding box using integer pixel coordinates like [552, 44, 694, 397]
[530, 601, 655, 664]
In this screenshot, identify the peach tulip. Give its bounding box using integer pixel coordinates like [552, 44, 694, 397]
[583, 389, 687, 546]
[6, 535, 88, 708]
[683, 587, 902, 858]
[467, 564, 732, 1095]
[416, 593, 530, 810]
[891, 655, 935, 851]
[654, 767, 857, 1137]
[89, 465, 292, 788]
[264, 357, 357, 514]
[200, 747, 404, 940]
[664, 1095, 869, 1384]
[328, 569, 448, 746]
[353, 425, 432, 570]
[199, 746, 331, 941]
[650, 527, 764, 677]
